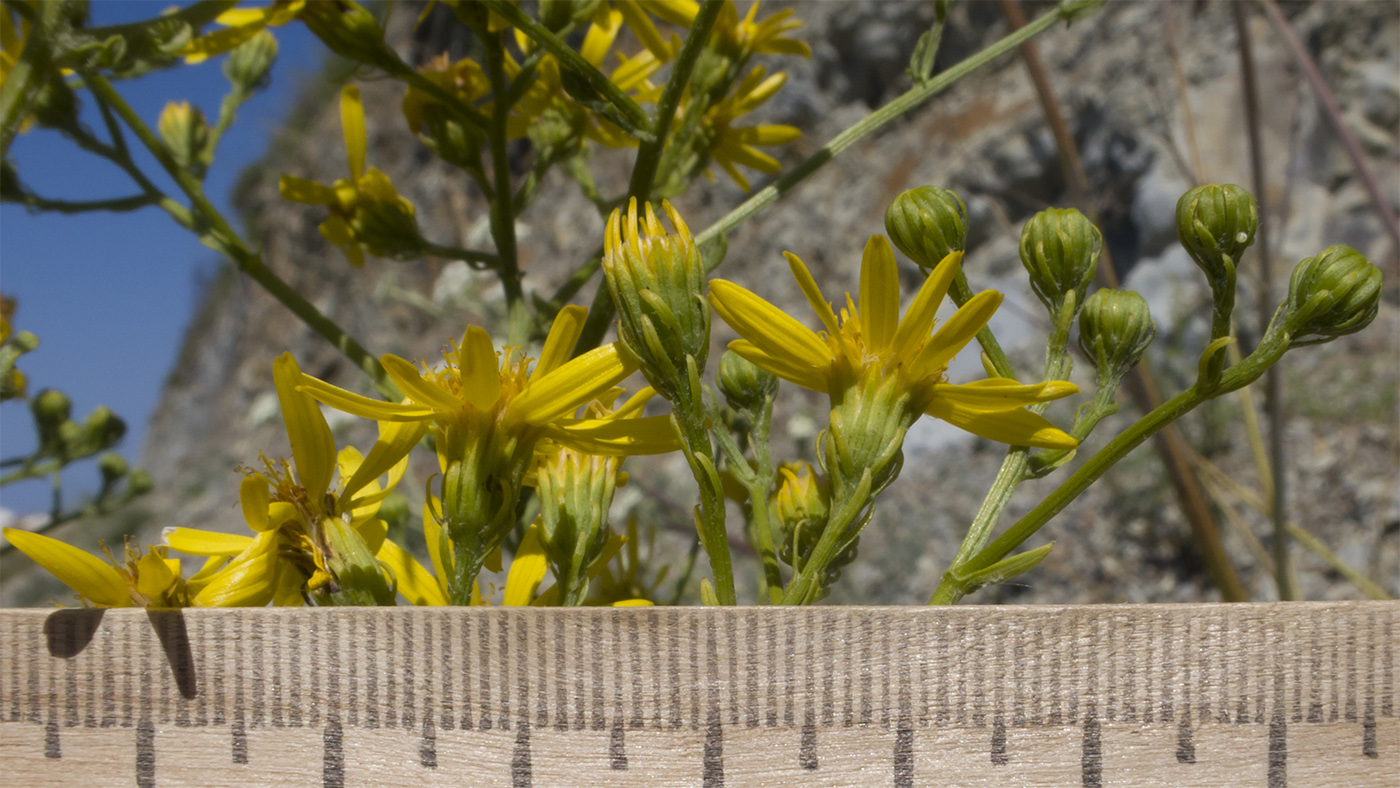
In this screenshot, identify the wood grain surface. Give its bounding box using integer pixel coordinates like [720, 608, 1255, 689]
[0, 602, 1395, 787]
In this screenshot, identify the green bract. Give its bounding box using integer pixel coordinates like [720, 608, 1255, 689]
[1078, 288, 1155, 384]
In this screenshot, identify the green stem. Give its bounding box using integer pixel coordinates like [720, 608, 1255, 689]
[4, 192, 158, 213]
[627, 0, 724, 199]
[419, 240, 500, 269]
[694, 0, 1079, 252]
[81, 74, 401, 401]
[780, 475, 869, 605]
[932, 330, 1292, 603]
[672, 385, 736, 606]
[483, 0, 652, 136]
[481, 33, 529, 347]
[943, 300, 1075, 573]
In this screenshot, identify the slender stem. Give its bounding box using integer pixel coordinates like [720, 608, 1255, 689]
[482, 0, 652, 136]
[481, 33, 528, 347]
[82, 74, 400, 400]
[419, 240, 500, 269]
[673, 399, 736, 605]
[694, 0, 1077, 251]
[937, 332, 1291, 600]
[1234, 1, 1295, 600]
[628, 0, 724, 199]
[4, 192, 158, 213]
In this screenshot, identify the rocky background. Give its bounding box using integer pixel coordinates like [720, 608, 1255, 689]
[4, 0, 1397, 606]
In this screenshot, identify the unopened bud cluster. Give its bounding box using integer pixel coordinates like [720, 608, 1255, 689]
[159, 101, 209, 175]
[1078, 289, 1156, 384]
[1281, 245, 1382, 345]
[602, 199, 711, 402]
[1176, 184, 1257, 309]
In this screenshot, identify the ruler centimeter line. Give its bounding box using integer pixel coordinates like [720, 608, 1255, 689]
[0, 602, 1395, 787]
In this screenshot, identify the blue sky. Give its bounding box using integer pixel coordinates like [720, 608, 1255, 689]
[1, 4, 321, 516]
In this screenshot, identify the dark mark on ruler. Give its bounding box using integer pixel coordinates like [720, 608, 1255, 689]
[1081, 711, 1101, 788]
[232, 719, 247, 764]
[610, 721, 628, 769]
[386, 612, 398, 729]
[271, 613, 283, 727]
[136, 719, 155, 788]
[512, 722, 532, 787]
[893, 724, 914, 788]
[497, 610, 510, 730]
[799, 712, 818, 770]
[323, 719, 344, 788]
[1362, 719, 1378, 759]
[1176, 718, 1195, 764]
[44, 719, 59, 759]
[365, 613, 378, 729]
[1268, 717, 1286, 788]
[421, 718, 437, 768]
[703, 719, 724, 788]
[990, 717, 1008, 765]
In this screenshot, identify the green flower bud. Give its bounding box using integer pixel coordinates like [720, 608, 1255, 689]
[80, 406, 127, 453]
[773, 463, 853, 600]
[1176, 183, 1257, 290]
[322, 517, 395, 606]
[539, 0, 599, 31]
[125, 468, 154, 496]
[1078, 288, 1156, 383]
[603, 199, 711, 401]
[1281, 245, 1382, 345]
[97, 452, 129, 486]
[350, 195, 422, 260]
[31, 389, 72, 433]
[299, 1, 394, 71]
[717, 350, 777, 412]
[537, 448, 620, 605]
[1019, 208, 1102, 316]
[158, 101, 209, 174]
[884, 186, 967, 272]
[224, 29, 278, 92]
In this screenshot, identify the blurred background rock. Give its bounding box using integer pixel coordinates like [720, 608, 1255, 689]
[3, 0, 1396, 606]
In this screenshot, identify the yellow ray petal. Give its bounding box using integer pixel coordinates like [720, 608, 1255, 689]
[727, 339, 828, 393]
[382, 355, 462, 414]
[162, 527, 253, 557]
[784, 252, 839, 335]
[180, 23, 261, 64]
[135, 549, 178, 604]
[641, 0, 699, 26]
[708, 280, 831, 370]
[423, 496, 451, 597]
[239, 474, 272, 532]
[278, 175, 338, 205]
[612, 599, 654, 607]
[615, 0, 672, 60]
[274, 353, 336, 500]
[502, 523, 548, 606]
[458, 326, 503, 410]
[318, 214, 364, 268]
[340, 84, 366, 181]
[533, 305, 587, 381]
[892, 251, 961, 362]
[580, 5, 622, 66]
[377, 538, 448, 606]
[912, 290, 1002, 377]
[298, 375, 435, 422]
[271, 562, 306, 606]
[924, 399, 1078, 450]
[611, 386, 657, 419]
[340, 419, 426, 509]
[3, 529, 130, 607]
[928, 378, 1079, 412]
[510, 343, 637, 426]
[551, 415, 680, 456]
[194, 533, 279, 607]
[859, 235, 899, 353]
[355, 518, 388, 556]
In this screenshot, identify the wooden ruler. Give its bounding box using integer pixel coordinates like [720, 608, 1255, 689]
[0, 602, 1395, 787]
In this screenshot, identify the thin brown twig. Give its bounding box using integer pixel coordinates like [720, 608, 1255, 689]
[1162, 0, 1206, 183]
[1233, 1, 1296, 600]
[998, 0, 1248, 601]
[1257, 0, 1400, 271]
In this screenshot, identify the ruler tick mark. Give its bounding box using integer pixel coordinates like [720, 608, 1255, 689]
[1362, 718, 1378, 758]
[991, 717, 1008, 765]
[1268, 718, 1286, 788]
[323, 719, 344, 788]
[1176, 718, 1195, 763]
[893, 724, 914, 788]
[44, 719, 59, 759]
[799, 712, 818, 770]
[512, 722, 532, 787]
[421, 718, 437, 768]
[610, 721, 628, 769]
[232, 719, 247, 764]
[703, 720, 724, 787]
[136, 719, 155, 788]
[1081, 712, 1101, 788]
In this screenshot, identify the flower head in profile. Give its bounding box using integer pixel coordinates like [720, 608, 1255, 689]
[700, 67, 800, 191]
[640, 0, 810, 60]
[3, 529, 213, 608]
[180, 1, 304, 64]
[280, 85, 419, 267]
[163, 353, 424, 607]
[708, 237, 1079, 450]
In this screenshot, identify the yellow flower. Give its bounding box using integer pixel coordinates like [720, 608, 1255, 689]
[180, 1, 304, 65]
[163, 353, 424, 606]
[3, 529, 215, 608]
[700, 66, 800, 192]
[708, 237, 1080, 449]
[402, 52, 491, 134]
[506, 5, 659, 150]
[642, 0, 810, 59]
[279, 84, 419, 267]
